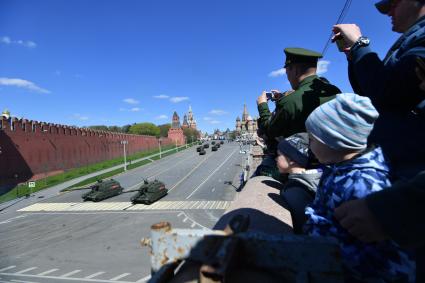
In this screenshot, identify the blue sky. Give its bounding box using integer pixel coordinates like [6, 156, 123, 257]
[0, 0, 399, 134]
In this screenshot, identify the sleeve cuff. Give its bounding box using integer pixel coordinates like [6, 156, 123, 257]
[258, 102, 270, 116]
[351, 45, 373, 64]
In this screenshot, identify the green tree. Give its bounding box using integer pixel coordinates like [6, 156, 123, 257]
[121, 124, 131, 133]
[129, 123, 160, 137]
[183, 128, 199, 142]
[158, 123, 171, 137]
[89, 125, 108, 131]
[108, 125, 121, 133]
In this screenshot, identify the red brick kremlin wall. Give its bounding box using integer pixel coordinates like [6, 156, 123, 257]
[0, 116, 173, 185]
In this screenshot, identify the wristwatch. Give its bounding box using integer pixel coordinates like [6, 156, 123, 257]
[350, 36, 370, 53]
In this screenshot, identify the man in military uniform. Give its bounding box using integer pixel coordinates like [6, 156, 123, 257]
[258, 47, 340, 143]
[255, 48, 341, 177]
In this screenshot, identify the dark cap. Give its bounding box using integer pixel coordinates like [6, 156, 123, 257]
[284, 47, 322, 68]
[277, 133, 310, 168]
[375, 0, 392, 14]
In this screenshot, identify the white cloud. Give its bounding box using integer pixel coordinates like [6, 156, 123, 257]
[203, 117, 212, 121]
[209, 109, 227, 115]
[119, 107, 143, 112]
[0, 77, 50, 94]
[156, 114, 168, 120]
[268, 68, 286, 77]
[317, 60, 330, 75]
[153, 95, 169, 99]
[1, 36, 37, 48]
[170, 96, 189, 103]
[73, 113, 89, 121]
[210, 120, 221, 124]
[123, 98, 139, 105]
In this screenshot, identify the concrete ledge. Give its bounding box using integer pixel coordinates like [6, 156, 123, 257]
[214, 175, 293, 234]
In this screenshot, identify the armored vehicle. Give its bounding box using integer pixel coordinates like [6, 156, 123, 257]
[196, 146, 202, 152]
[199, 148, 206, 155]
[211, 141, 216, 145]
[203, 144, 209, 148]
[220, 141, 224, 145]
[130, 179, 167, 204]
[216, 143, 220, 148]
[81, 179, 123, 202]
[211, 145, 217, 151]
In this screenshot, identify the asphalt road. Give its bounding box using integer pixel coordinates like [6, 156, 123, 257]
[0, 142, 243, 283]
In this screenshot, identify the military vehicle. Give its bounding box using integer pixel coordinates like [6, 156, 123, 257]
[196, 146, 202, 152]
[211, 141, 216, 145]
[211, 145, 218, 151]
[203, 143, 209, 148]
[199, 148, 206, 155]
[220, 141, 224, 145]
[216, 143, 220, 148]
[130, 179, 167, 204]
[81, 179, 123, 202]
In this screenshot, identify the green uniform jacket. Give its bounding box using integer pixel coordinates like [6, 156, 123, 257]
[257, 75, 341, 141]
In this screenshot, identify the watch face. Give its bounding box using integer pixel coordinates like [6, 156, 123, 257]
[360, 37, 370, 45]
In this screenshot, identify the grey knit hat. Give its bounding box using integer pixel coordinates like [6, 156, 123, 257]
[305, 93, 379, 150]
[277, 133, 310, 167]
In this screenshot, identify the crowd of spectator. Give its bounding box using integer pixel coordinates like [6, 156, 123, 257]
[251, 1, 425, 282]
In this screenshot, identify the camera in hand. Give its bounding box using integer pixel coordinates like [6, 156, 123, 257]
[266, 91, 280, 101]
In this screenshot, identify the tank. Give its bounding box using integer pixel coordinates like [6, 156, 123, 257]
[220, 141, 224, 145]
[81, 179, 123, 202]
[211, 145, 217, 151]
[216, 143, 220, 148]
[196, 146, 202, 152]
[131, 179, 168, 204]
[203, 143, 209, 148]
[199, 148, 206, 155]
[211, 141, 216, 145]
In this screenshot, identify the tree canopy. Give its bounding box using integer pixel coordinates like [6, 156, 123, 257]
[128, 122, 160, 137]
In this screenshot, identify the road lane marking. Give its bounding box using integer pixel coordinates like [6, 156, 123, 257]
[85, 272, 105, 279]
[0, 272, 136, 283]
[18, 201, 231, 212]
[135, 274, 151, 282]
[10, 279, 40, 283]
[61, 270, 81, 277]
[36, 269, 58, 276]
[15, 268, 37, 274]
[168, 156, 209, 192]
[109, 273, 131, 281]
[0, 267, 16, 272]
[186, 147, 238, 199]
[126, 154, 195, 191]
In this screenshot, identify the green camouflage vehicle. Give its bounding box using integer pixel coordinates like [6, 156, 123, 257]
[211, 145, 217, 151]
[130, 179, 168, 204]
[211, 141, 216, 145]
[196, 146, 202, 152]
[199, 148, 206, 155]
[81, 179, 123, 202]
[203, 143, 209, 148]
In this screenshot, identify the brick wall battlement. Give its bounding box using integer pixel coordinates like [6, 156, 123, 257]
[0, 116, 173, 186]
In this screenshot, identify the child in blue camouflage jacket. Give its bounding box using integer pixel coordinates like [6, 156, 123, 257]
[303, 93, 415, 282]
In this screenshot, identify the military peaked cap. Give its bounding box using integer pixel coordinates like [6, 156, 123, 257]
[284, 47, 322, 68]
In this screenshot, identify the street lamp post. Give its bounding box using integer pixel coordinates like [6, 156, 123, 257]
[158, 138, 162, 159]
[121, 140, 128, 171]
